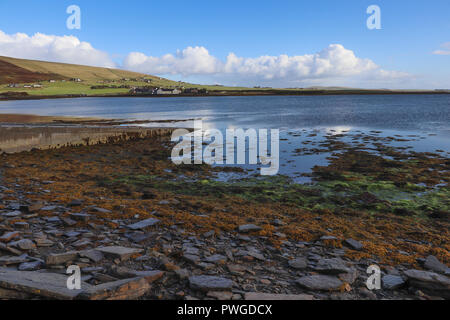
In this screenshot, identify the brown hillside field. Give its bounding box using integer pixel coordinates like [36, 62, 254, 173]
[0, 59, 65, 84]
[0, 56, 149, 82]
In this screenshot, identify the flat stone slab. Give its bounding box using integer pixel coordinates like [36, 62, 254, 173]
[238, 224, 262, 233]
[0, 255, 29, 266]
[127, 218, 160, 230]
[69, 213, 91, 222]
[382, 275, 405, 290]
[97, 246, 143, 261]
[0, 267, 90, 300]
[424, 255, 449, 274]
[0, 231, 20, 243]
[4, 211, 21, 217]
[404, 269, 450, 298]
[79, 249, 104, 263]
[18, 261, 42, 271]
[0, 267, 152, 300]
[46, 251, 79, 266]
[131, 270, 164, 284]
[189, 275, 233, 292]
[79, 277, 150, 300]
[296, 275, 343, 291]
[312, 258, 351, 274]
[288, 257, 308, 270]
[344, 239, 363, 251]
[245, 292, 314, 300]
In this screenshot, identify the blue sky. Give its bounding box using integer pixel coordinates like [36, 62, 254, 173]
[0, 0, 449, 88]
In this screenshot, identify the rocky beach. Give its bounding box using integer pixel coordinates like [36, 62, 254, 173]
[0, 117, 448, 300]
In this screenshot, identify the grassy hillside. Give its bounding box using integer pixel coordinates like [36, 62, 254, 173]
[0, 56, 255, 96]
[0, 56, 149, 82]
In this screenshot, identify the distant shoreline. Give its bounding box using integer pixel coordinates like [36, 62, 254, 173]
[0, 89, 449, 101]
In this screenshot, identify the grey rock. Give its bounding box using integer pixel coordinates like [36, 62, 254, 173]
[313, 258, 351, 274]
[47, 217, 61, 224]
[247, 250, 265, 261]
[205, 254, 227, 264]
[14, 222, 29, 229]
[288, 257, 308, 270]
[69, 213, 91, 222]
[339, 269, 359, 284]
[0, 255, 29, 266]
[238, 224, 262, 233]
[183, 246, 200, 256]
[79, 277, 150, 300]
[69, 199, 83, 207]
[272, 219, 285, 226]
[404, 269, 450, 299]
[207, 291, 233, 300]
[202, 230, 215, 238]
[344, 239, 363, 251]
[40, 206, 57, 211]
[424, 255, 448, 274]
[46, 251, 79, 265]
[97, 246, 143, 261]
[175, 268, 190, 280]
[296, 275, 343, 291]
[4, 211, 21, 217]
[61, 217, 77, 226]
[183, 254, 200, 264]
[35, 238, 54, 247]
[0, 267, 89, 299]
[0, 231, 20, 243]
[64, 231, 81, 238]
[18, 260, 42, 271]
[90, 207, 111, 214]
[127, 218, 160, 230]
[320, 235, 337, 241]
[189, 275, 233, 292]
[382, 275, 405, 290]
[14, 239, 36, 251]
[245, 292, 314, 300]
[124, 232, 153, 243]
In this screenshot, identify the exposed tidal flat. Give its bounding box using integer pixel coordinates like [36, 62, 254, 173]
[0, 95, 448, 300]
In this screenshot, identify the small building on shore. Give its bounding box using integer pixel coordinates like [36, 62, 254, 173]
[156, 88, 181, 95]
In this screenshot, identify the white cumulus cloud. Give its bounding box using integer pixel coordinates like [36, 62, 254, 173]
[123, 44, 410, 86]
[0, 29, 412, 87]
[0, 30, 115, 68]
[124, 46, 222, 75]
[433, 42, 450, 55]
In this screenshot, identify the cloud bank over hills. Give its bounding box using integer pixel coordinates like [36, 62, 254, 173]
[0, 29, 421, 88]
[0, 30, 115, 68]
